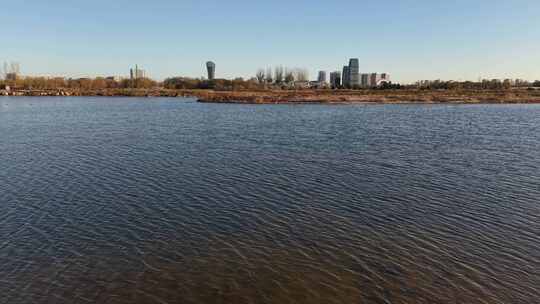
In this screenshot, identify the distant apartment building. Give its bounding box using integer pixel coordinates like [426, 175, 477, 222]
[206, 61, 216, 80]
[361, 74, 369, 88]
[330, 72, 341, 88]
[371, 73, 390, 87]
[367, 73, 390, 87]
[336, 58, 390, 88]
[317, 71, 327, 83]
[369, 73, 381, 87]
[5, 73, 18, 81]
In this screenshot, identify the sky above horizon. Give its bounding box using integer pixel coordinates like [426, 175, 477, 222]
[2, 0, 540, 83]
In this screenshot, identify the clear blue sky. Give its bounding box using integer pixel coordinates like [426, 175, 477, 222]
[2, 0, 539, 83]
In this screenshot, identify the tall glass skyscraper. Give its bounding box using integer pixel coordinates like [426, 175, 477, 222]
[342, 66, 350, 88]
[318, 71, 327, 83]
[206, 61, 216, 80]
[348, 58, 360, 88]
[330, 72, 341, 88]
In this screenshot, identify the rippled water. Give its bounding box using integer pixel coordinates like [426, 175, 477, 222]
[1, 97, 539, 304]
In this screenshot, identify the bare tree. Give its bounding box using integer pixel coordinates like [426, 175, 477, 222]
[2, 62, 7, 78]
[275, 66, 284, 84]
[284, 68, 295, 83]
[256, 69, 265, 83]
[265, 68, 273, 84]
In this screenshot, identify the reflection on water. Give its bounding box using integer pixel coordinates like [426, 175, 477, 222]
[1, 97, 539, 303]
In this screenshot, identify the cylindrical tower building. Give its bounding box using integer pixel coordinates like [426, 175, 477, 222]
[206, 61, 216, 80]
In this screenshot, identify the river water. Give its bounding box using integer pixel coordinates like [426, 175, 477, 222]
[1, 97, 539, 304]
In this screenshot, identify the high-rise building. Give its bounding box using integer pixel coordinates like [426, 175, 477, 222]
[317, 71, 327, 83]
[206, 61, 216, 80]
[370, 73, 382, 87]
[342, 66, 350, 88]
[5, 73, 18, 81]
[330, 72, 341, 88]
[348, 58, 360, 88]
[337, 58, 390, 88]
[361, 74, 370, 88]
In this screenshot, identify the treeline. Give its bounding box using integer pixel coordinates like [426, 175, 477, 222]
[163, 77, 261, 90]
[3, 76, 540, 92]
[417, 80, 540, 90]
[255, 66, 309, 84]
[0, 77, 157, 90]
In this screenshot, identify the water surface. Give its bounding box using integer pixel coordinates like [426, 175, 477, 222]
[1, 97, 539, 303]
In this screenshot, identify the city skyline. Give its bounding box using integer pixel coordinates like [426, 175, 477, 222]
[3, 59, 537, 86]
[2, 0, 540, 83]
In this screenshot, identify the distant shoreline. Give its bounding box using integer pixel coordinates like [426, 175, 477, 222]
[2, 88, 540, 104]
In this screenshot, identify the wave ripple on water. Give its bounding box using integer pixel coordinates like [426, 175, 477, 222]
[0, 98, 539, 303]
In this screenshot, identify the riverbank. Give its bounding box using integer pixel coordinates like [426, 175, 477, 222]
[0, 88, 185, 98]
[2, 88, 540, 104]
[194, 89, 540, 104]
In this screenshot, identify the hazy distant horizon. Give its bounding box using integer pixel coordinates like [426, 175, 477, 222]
[2, 0, 539, 83]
